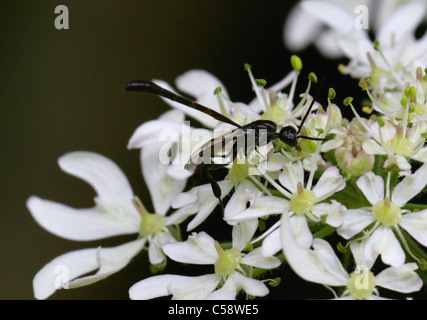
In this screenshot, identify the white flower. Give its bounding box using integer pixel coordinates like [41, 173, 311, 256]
[129, 229, 280, 300]
[26, 151, 186, 299]
[285, 0, 367, 58]
[171, 180, 234, 231]
[224, 179, 288, 225]
[228, 161, 345, 257]
[128, 109, 190, 205]
[362, 118, 426, 171]
[281, 213, 423, 299]
[285, 0, 427, 62]
[338, 164, 427, 267]
[27, 152, 141, 241]
[344, 1, 427, 78]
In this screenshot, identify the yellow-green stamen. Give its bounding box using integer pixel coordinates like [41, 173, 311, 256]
[371, 197, 402, 227]
[214, 241, 242, 277]
[289, 182, 316, 216]
[133, 196, 165, 237]
[347, 266, 376, 300]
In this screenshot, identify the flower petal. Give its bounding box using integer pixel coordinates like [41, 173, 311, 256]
[399, 209, 427, 246]
[337, 209, 374, 239]
[301, 0, 355, 34]
[378, 1, 427, 48]
[29, 152, 140, 239]
[68, 238, 146, 288]
[365, 227, 405, 267]
[349, 240, 377, 270]
[147, 230, 176, 265]
[58, 152, 136, 208]
[411, 146, 427, 163]
[375, 263, 422, 294]
[186, 180, 234, 231]
[284, 4, 323, 51]
[231, 220, 258, 252]
[27, 196, 139, 241]
[141, 145, 186, 216]
[280, 213, 349, 286]
[261, 228, 282, 257]
[129, 274, 220, 300]
[33, 248, 98, 300]
[362, 139, 387, 155]
[33, 238, 145, 299]
[279, 161, 304, 194]
[312, 200, 345, 228]
[242, 247, 281, 270]
[224, 180, 261, 224]
[290, 214, 313, 249]
[208, 273, 268, 299]
[164, 204, 199, 226]
[127, 119, 183, 149]
[226, 196, 289, 222]
[151, 79, 221, 129]
[356, 172, 384, 205]
[312, 166, 345, 201]
[392, 164, 427, 207]
[315, 30, 347, 58]
[176, 69, 229, 113]
[162, 232, 217, 265]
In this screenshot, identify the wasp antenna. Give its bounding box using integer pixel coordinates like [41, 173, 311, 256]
[123, 80, 175, 98]
[298, 135, 326, 142]
[297, 78, 325, 134]
[124, 80, 242, 128]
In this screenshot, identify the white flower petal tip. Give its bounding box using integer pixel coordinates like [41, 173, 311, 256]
[378, 1, 427, 47]
[33, 238, 145, 300]
[207, 273, 269, 300]
[162, 232, 217, 265]
[27, 151, 142, 241]
[365, 227, 405, 267]
[26, 196, 139, 241]
[141, 145, 187, 216]
[301, 1, 356, 34]
[312, 166, 345, 201]
[129, 274, 221, 300]
[392, 164, 427, 207]
[356, 172, 384, 205]
[376, 263, 423, 294]
[280, 213, 348, 286]
[400, 209, 427, 247]
[57, 151, 135, 203]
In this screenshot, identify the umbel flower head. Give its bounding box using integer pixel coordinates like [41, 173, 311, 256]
[26, 151, 191, 299]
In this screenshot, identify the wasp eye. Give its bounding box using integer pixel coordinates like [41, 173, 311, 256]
[279, 126, 298, 147]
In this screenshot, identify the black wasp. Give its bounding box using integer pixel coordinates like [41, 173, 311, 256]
[124, 79, 324, 210]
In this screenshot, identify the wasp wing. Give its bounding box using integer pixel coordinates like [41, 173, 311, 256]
[184, 128, 247, 172]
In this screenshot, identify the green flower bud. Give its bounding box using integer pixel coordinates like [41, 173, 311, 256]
[328, 88, 336, 100]
[308, 72, 317, 83]
[290, 55, 303, 71]
[343, 97, 354, 106]
[255, 79, 267, 87]
[214, 87, 222, 95]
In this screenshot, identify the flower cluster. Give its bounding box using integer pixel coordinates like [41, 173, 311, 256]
[27, 1, 427, 300]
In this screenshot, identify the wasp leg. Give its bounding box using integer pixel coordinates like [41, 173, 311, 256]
[187, 165, 204, 190]
[205, 166, 225, 212]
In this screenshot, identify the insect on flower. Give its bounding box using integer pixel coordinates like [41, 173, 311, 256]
[124, 79, 324, 209]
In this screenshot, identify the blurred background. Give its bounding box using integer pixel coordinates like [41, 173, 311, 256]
[0, 0, 410, 300]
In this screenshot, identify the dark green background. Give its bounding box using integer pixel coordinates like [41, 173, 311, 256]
[0, 0, 392, 300]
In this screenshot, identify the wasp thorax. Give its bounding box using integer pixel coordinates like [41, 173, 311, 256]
[279, 126, 298, 147]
